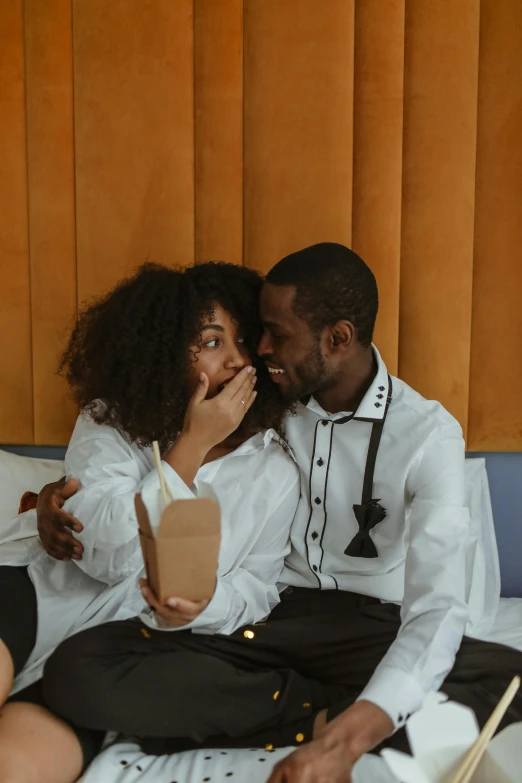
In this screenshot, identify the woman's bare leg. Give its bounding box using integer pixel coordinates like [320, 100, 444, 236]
[0, 638, 14, 704]
[0, 702, 83, 783]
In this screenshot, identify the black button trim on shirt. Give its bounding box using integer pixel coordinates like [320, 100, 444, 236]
[317, 458, 324, 466]
[311, 532, 318, 540]
[312, 565, 318, 571]
[321, 420, 329, 426]
[314, 497, 321, 505]
[374, 402, 381, 407]
[379, 386, 385, 391]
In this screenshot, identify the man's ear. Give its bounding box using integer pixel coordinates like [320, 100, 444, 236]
[330, 320, 354, 350]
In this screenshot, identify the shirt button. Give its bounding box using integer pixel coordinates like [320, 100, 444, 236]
[374, 402, 382, 408]
[313, 565, 318, 571]
[311, 532, 318, 540]
[317, 458, 324, 466]
[379, 386, 385, 391]
[321, 420, 329, 426]
[314, 497, 321, 505]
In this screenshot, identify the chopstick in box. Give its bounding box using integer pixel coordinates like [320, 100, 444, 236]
[448, 674, 520, 783]
[152, 440, 175, 508]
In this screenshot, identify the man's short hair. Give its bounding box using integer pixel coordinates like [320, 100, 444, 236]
[266, 242, 378, 347]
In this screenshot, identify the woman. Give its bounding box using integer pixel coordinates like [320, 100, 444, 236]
[0, 262, 299, 782]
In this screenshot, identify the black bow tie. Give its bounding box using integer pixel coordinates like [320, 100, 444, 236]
[344, 500, 387, 558]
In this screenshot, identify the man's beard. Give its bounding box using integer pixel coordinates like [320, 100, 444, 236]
[282, 342, 329, 401]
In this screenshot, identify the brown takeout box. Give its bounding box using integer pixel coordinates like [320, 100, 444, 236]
[135, 493, 221, 604]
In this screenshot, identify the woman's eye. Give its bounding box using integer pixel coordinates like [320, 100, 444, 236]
[205, 339, 220, 348]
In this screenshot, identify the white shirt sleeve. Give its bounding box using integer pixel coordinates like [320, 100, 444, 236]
[358, 423, 470, 726]
[63, 422, 188, 586]
[144, 462, 300, 636]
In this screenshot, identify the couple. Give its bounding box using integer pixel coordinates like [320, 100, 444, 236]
[1, 242, 521, 783]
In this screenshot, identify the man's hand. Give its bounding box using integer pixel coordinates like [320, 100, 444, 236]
[36, 477, 84, 561]
[140, 578, 210, 627]
[267, 701, 394, 783]
[267, 735, 356, 783]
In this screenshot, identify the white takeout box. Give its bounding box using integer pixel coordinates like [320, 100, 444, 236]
[381, 692, 522, 783]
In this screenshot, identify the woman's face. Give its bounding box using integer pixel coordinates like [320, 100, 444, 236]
[187, 304, 252, 399]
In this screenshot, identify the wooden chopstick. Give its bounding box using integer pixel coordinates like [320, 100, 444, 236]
[449, 674, 520, 783]
[152, 440, 173, 508]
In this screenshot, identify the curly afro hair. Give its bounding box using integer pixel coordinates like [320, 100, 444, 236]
[59, 262, 289, 451]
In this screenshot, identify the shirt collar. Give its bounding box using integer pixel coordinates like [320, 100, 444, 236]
[221, 428, 283, 458]
[303, 345, 391, 423]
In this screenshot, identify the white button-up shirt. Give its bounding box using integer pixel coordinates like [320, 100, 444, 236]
[280, 346, 470, 727]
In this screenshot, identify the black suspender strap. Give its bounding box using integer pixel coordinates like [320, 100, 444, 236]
[345, 374, 392, 558]
[360, 375, 392, 506]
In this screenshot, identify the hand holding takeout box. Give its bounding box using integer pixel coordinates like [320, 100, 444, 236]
[135, 442, 221, 604]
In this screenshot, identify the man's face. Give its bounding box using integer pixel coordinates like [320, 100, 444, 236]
[258, 283, 334, 401]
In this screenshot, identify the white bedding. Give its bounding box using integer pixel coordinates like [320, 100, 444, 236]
[79, 598, 522, 783]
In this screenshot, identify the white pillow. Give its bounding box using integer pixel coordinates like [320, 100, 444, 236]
[0, 449, 65, 523]
[464, 457, 500, 637]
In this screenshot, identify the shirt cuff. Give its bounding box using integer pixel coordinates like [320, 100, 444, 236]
[357, 665, 426, 729]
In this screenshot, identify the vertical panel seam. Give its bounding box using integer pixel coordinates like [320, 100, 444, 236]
[397, 0, 408, 381]
[22, 0, 35, 444]
[192, 0, 196, 264]
[396, 0, 406, 377]
[241, 0, 245, 266]
[71, 0, 79, 316]
[349, 0, 356, 246]
[467, 2, 483, 448]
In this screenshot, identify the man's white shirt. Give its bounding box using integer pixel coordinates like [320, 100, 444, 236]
[280, 345, 470, 728]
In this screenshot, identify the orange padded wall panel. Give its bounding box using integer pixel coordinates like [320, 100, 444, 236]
[73, 0, 195, 305]
[243, 0, 354, 274]
[195, 0, 243, 265]
[399, 0, 480, 436]
[352, 0, 405, 375]
[468, 0, 522, 451]
[0, 0, 33, 443]
[25, 0, 78, 444]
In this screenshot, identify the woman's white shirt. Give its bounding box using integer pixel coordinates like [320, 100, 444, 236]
[0, 409, 299, 693]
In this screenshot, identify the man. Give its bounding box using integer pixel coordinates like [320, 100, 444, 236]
[38, 243, 522, 782]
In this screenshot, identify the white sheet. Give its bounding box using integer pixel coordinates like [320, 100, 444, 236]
[79, 598, 522, 783]
[484, 597, 522, 652]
